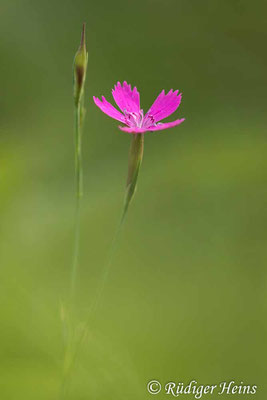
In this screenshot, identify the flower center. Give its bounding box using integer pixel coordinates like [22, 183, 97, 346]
[124, 110, 144, 128]
[124, 110, 156, 129]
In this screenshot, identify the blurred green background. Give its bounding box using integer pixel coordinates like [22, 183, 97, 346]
[0, 0, 267, 399]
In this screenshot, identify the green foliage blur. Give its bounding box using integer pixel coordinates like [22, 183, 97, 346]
[0, 0, 266, 399]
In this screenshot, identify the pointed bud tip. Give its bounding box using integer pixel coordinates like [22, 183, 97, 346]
[80, 23, 86, 50]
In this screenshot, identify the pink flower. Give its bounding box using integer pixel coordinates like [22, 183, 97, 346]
[93, 81, 185, 133]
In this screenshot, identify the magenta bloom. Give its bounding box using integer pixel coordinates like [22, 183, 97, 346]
[93, 81, 185, 133]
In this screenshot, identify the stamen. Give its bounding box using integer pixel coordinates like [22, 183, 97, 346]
[142, 114, 156, 128]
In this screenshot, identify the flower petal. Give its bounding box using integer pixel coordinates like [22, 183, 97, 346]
[112, 81, 140, 114]
[148, 118, 185, 131]
[145, 89, 182, 123]
[93, 96, 125, 123]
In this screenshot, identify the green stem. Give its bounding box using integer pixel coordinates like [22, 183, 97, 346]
[71, 100, 83, 306]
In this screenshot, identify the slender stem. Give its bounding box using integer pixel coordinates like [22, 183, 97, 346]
[88, 211, 124, 315]
[70, 100, 83, 306]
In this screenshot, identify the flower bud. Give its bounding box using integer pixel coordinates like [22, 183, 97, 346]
[73, 23, 88, 106]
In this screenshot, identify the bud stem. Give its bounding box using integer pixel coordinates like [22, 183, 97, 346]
[70, 101, 83, 305]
